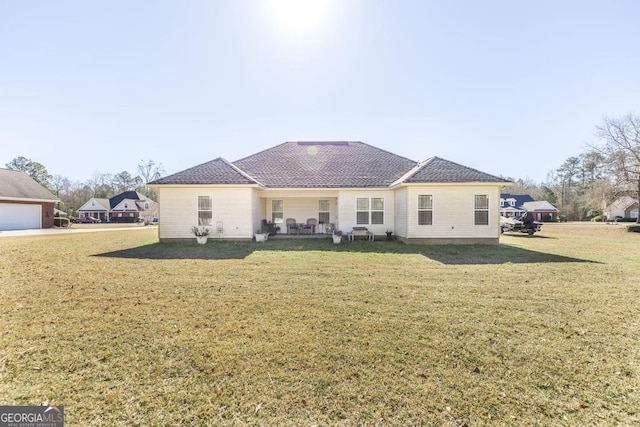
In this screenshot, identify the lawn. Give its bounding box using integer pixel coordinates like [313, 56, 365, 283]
[1, 223, 638, 426]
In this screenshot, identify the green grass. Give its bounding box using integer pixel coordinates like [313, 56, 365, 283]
[1, 223, 638, 425]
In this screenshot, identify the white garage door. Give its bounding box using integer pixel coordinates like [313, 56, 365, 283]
[0, 203, 41, 230]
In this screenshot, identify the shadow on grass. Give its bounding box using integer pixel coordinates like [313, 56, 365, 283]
[95, 239, 597, 265]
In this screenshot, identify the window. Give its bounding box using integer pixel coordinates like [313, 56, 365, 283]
[272, 200, 283, 223]
[418, 195, 433, 225]
[198, 196, 212, 226]
[318, 200, 330, 223]
[474, 195, 489, 225]
[356, 197, 384, 225]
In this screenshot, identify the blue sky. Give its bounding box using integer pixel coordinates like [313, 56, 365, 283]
[1, 1, 639, 183]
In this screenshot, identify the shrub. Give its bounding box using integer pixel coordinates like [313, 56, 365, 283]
[627, 225, 640, 233]
[590, 215, 605, 222]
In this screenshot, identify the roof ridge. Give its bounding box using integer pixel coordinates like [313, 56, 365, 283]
[221, 158, 264, 187]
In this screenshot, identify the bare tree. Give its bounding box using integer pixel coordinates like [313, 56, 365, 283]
[137, 160, 165, 199]
[593, 113, 640, 223]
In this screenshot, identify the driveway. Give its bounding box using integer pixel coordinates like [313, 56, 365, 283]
[0, 225, 154, 238]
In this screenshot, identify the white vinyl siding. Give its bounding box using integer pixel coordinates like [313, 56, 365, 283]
[156, 187, 256, 239]
[402, 186, 501, 239]
[394, 188, 408, 237]
[337, 190, 393, 234]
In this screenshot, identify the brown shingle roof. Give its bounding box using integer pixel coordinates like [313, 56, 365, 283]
[402, 157, 510, 183]
[151, 158, 259, 185]
[151, 142, 509, 187]
[0, 168, 58, 201]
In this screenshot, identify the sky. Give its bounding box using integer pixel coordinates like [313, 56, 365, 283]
[1, 0, 639, 184]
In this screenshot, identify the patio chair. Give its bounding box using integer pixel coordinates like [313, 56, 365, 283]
[303, 218, 316, 234]
[286, 218, 299, 234]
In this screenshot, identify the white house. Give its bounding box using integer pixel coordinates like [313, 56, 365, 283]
[149, 141, 511, 244]
[604, 195, 639, 220]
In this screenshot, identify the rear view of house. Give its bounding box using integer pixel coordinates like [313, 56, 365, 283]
[150, 141, 511, 244]
[0, 168, 59, 230]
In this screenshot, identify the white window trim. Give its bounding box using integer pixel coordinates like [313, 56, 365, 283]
[474, 195, 489, 226]
[198, 195, 213, 226]
[356, 197, 384, 225]
[417, 194, 433, 226]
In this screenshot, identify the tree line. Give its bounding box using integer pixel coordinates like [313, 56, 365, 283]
[505, 113, 640, 223]
[4, 157, 164, 216]
[5, 113, 639, 223]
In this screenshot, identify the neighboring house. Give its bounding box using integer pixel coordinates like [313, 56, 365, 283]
[604, 195, 639, 221]
[0, 168, 59, 230]
[77, 191, 158, 223]
[500, 193, 559, 222]
[499, 194, 534, 218]
[150, 141, 511, 244]
[522, 201, 560, 222]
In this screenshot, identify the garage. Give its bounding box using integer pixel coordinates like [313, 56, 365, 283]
[0, 168, 58, 230]
[0, 203, 41, 230]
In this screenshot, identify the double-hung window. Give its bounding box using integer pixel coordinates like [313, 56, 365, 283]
[356, 197, 384, 225]
[318, 200, 330, 224]
[474, 195, 489, 225]
[198, 196, 212, 226]
[418, 195, 433, 225]
[272, 200, 284, 224]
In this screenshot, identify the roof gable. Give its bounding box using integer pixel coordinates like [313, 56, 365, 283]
[522, 201, 559, 212]
[403, 157, 509, 184]
[78, 198, 110, 212]
[109, 191, 149, 209]
[0, 168, 58, 202]
[500, 194, 535, 208]
[150, 158, 258, 186]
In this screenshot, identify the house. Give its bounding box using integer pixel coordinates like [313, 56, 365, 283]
[500, 193, 559, 222]
[0, 168, 59, 230]
[604, 195, 639, 221]
[150, 141, 511, 244]
[499, 194, 534, 218]
[77, 191, 158, 223]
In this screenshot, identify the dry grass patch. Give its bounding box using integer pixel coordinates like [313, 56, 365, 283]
[1, 224, 639, 425]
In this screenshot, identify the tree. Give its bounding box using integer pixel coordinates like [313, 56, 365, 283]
[5, 156, 53, 189]
[594, 113, 640, 223]
[112, 171, 142, 194]
[137, 159, 165, 199]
